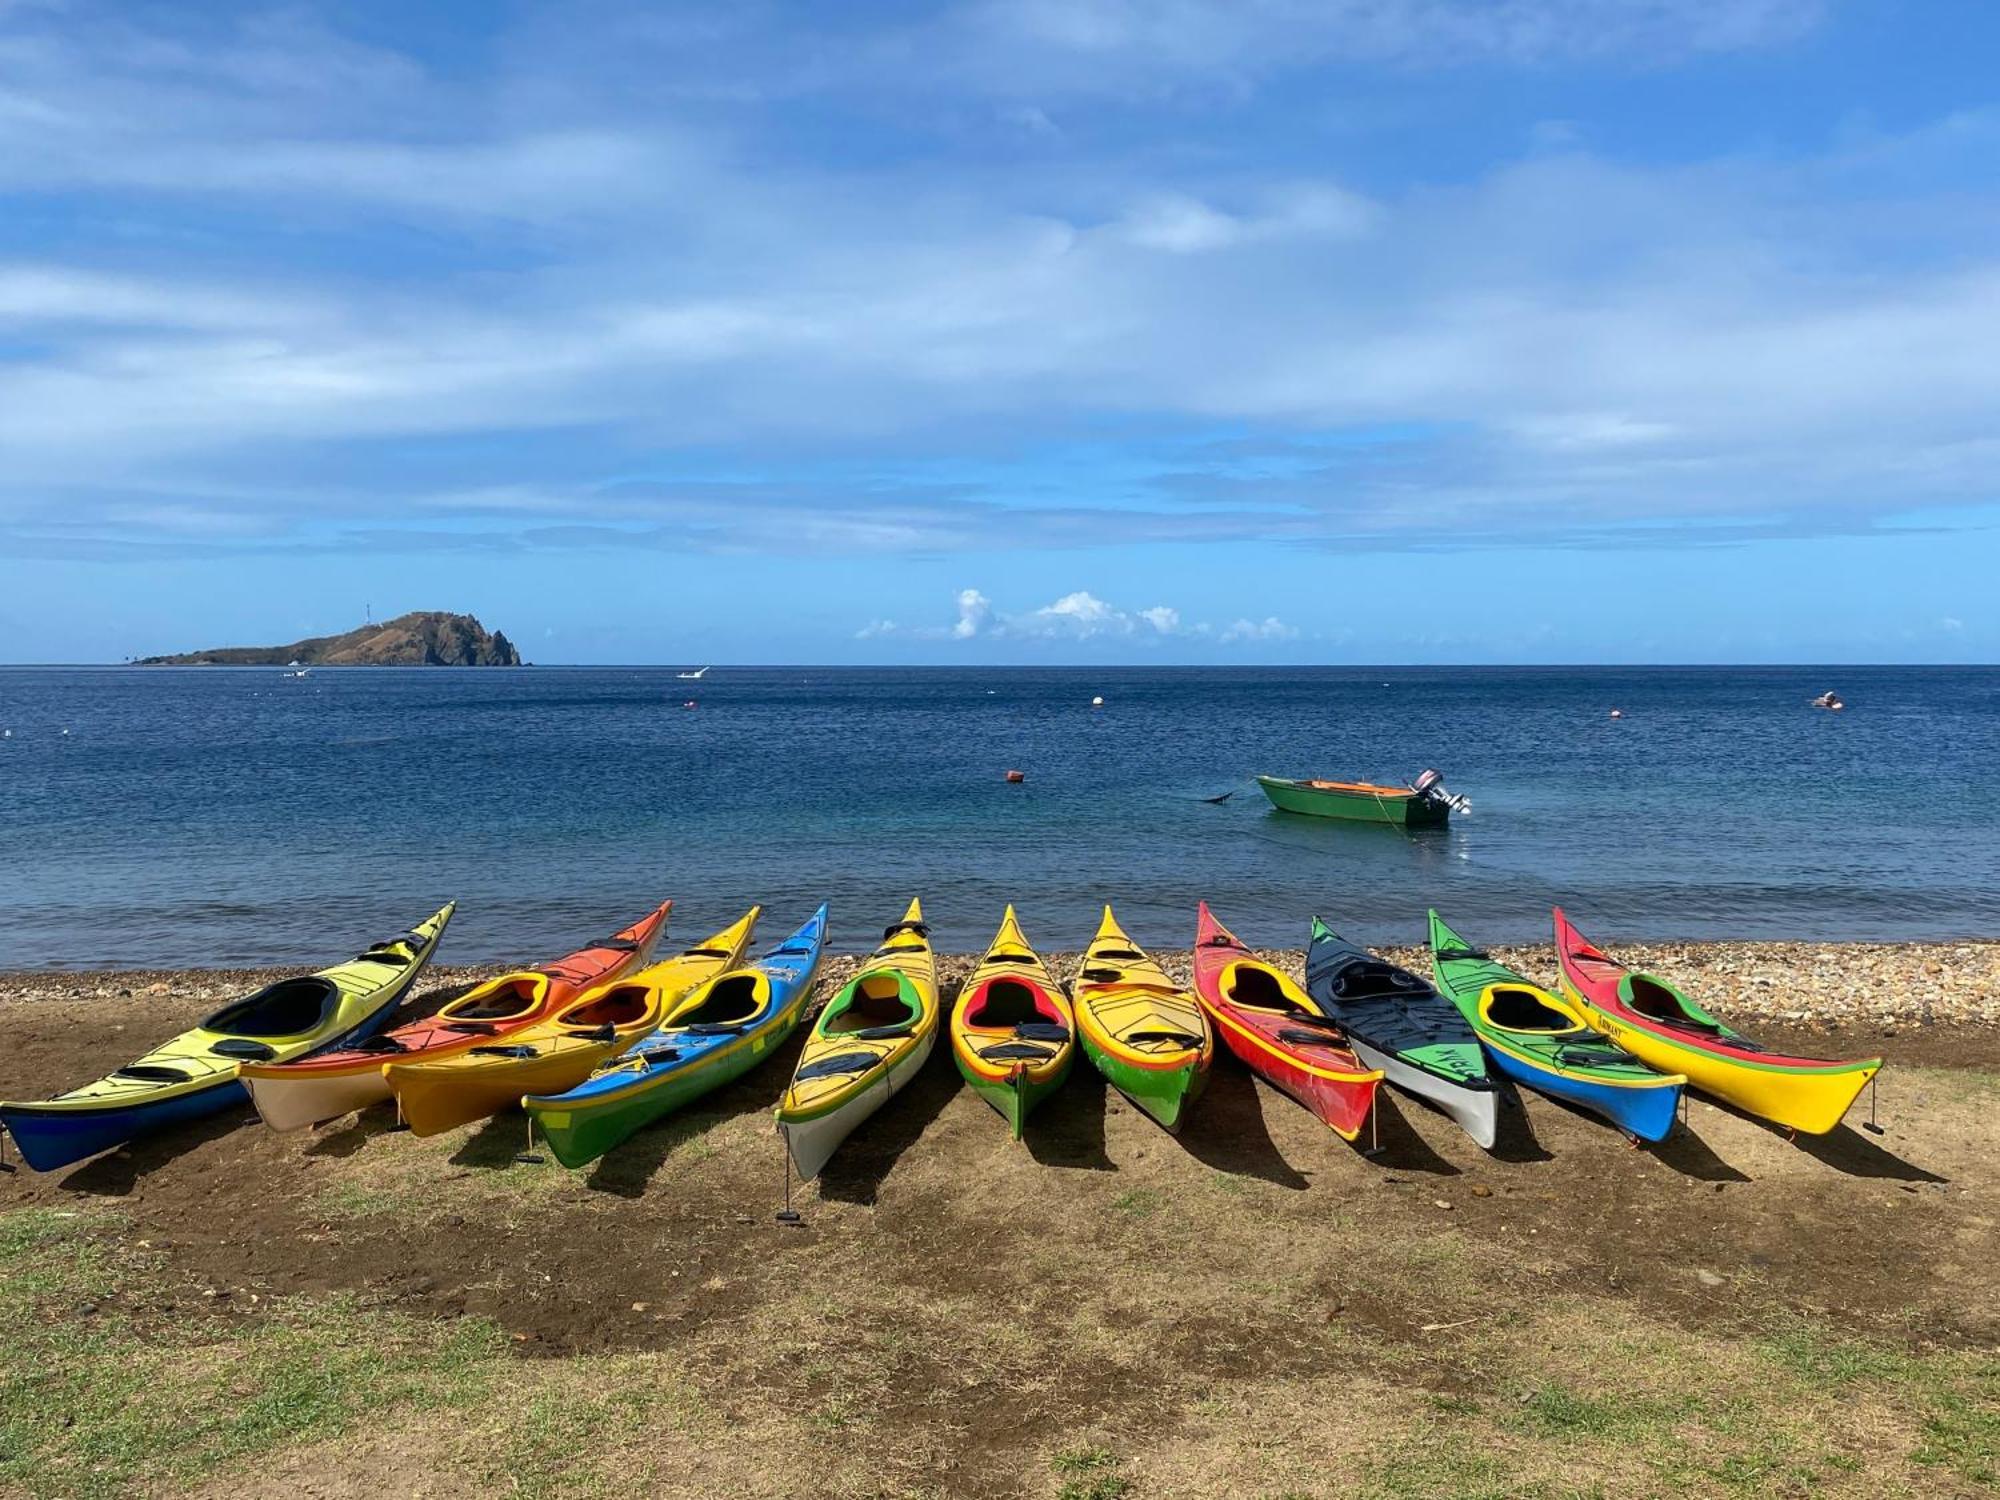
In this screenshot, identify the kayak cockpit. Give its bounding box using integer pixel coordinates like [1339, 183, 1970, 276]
[825, 973, 920, 1035]
[1624, 975, 1725, 1033]
[669, 973, 766, 1029]
[202, 976, 341, 1038]
[1326, 958, 1431, 1002]
[1223, 963, 1314, 1015]
[441, 976, 544, 1022]
[1482, 985, 1587, 1035]
[964, 978, 1060, 1030]
[558, 984, 654, 1031]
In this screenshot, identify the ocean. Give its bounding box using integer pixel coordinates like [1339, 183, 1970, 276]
[0, 665, 1994, 969]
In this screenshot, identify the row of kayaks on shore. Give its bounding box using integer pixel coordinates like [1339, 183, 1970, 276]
[0, 899, 1884, 1176]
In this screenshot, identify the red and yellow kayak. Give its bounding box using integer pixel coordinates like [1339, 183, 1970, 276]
[241, 902, 670, 1131]
[1553, 908, 1881, 1135]
[1192, 902, 1381, 1141]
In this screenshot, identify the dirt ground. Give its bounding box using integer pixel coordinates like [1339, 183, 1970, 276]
[1, 949, 1995, 1499]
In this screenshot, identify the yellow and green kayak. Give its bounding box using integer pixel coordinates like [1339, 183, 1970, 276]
[1072, 905, 1212, 1134]
[776, 898, 937, 1181]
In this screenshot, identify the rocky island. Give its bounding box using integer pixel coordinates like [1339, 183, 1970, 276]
[137, 611, 521, 667]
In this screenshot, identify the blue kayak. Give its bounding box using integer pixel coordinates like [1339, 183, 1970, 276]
[522, 904, 827, 1167]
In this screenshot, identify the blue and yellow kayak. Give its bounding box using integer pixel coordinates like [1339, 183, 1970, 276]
[525, 905, 827, 1168]
[0, 903, 454, 1172]
[1427, 910, 1684, 1142]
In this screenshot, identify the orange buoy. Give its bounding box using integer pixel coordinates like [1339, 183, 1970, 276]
[1004, 769, 1026, 783]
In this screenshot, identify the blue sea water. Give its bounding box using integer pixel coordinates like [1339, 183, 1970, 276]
[0, 665, 1994, 970]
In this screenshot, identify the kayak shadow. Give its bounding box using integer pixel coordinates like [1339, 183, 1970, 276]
[449, 1112, 531, 1169]
[58, 1109, 251, 1195]
[1488, 1085, 1555, 1164]
[1179, 1061, 1310, 1190]
[1361, 1090, 1462, 1177]
[303, 1102, 403, 1159]
[1707, 1100, 1946, 1183]
[1024, 1061, 1114, 1172]
[819, 1051, 963, 1207]
[1648, 1120, 1751, 1183]
[588, 1029, 813, 1200]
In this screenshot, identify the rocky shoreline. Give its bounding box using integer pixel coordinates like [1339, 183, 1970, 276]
[3, 939, 1994, 1028]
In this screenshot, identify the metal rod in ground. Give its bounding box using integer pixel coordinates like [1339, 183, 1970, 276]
[515, 1114, 545, 1165]
[776, 1138, 802, 1224]
[1864, 1073, 1885, 1134]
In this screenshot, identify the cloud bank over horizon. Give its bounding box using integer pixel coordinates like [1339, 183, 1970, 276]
[0, 0, 1995, 662]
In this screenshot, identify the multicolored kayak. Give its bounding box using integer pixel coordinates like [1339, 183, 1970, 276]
[1305, 917, 1498, 1149]
[526, 905, 828, 1169]
[1073, 905, 1213, 1134]
[241, 902, 669, 1131]
[384, 908, 759, 1138]
[950, 906, 1075, 1140]
[1192, 903, 1380, 1141]
[1553, 908, 1882, 1135]
[776, 899, 938, 1181]
[1428, 910, 1684, 1143]
[0, 903, 454, 1172]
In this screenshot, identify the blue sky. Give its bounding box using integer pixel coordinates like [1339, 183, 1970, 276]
[1, 0, 1996, 663]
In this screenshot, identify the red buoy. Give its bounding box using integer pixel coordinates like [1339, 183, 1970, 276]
[1004, 769, 1026, 783]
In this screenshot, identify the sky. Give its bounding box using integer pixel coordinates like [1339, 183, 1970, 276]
[1, 0, 1996, 664]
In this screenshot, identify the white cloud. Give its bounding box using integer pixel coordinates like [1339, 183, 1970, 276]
[1221, 616, 1300, 642]
[951, 587, 993, 638]
[1137, 606, 1180, 634]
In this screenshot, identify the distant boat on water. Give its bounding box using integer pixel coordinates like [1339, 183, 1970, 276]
[677, 667, 709, 680]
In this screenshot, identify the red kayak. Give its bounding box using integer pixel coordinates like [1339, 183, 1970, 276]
[1552, 908, 1882, 1135]
[241, 902, 671, 1131]
[1192, 902, 1382, 1141]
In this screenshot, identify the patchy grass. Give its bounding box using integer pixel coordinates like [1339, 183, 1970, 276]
[1052, 1446, 1132, 1500]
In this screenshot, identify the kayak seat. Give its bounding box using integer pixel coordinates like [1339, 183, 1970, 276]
[673, 975, 763, 1028]
[1226, 967, 1308, 1014]
[560, 985, 653, 1029]
[1485, 987, 1575, 1032]
[208, 1038, 279, 1061]
[202, 977, 341, 1038]
[794, 1050, 882, 1083]
[965, 978, 1057, 1029]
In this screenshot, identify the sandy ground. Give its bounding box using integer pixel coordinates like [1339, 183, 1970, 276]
[1, 946, 1994, 1498]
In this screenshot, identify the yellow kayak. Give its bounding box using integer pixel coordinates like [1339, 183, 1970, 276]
[776, 898, 937, 1180]
[1072, 905, 1213, 1133]
[386, 907, 760, 1137]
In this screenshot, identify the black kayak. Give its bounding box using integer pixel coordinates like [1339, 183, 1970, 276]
[1305, 916, 1498, 1148]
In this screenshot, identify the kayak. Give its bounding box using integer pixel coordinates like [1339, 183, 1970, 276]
[0, 902, 454, 1173]
[1305, 916, 1498, 1149]
[950, 906, 1075, 1140]
[526, 905, 828, 1169]
[1428, 910, 1684, 1142]
[1073, 905, 1213, 1134]
[385, 908, 759, 1138]
[776, 898, 938, 1181]
[1192, 903, 1380, 1141]
[241, 902, 669, 1131]
[1553, 908, 1882, 1135]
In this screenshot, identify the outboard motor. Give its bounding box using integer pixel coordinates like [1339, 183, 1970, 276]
[1410, 768, 1472, 816]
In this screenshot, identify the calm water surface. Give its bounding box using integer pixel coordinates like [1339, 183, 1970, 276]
[0, 666, 1995, 968]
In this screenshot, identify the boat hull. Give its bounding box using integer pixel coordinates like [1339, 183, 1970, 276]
[1346, 1036, 1499, 1149]
[1, 1079, 245, 1174]
[780, 1027, 936, 1180]
[1482, 1041, 1681, 1141]
[1081, 1032, 1207, 1134]
[1256, 776, 1446, 825]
